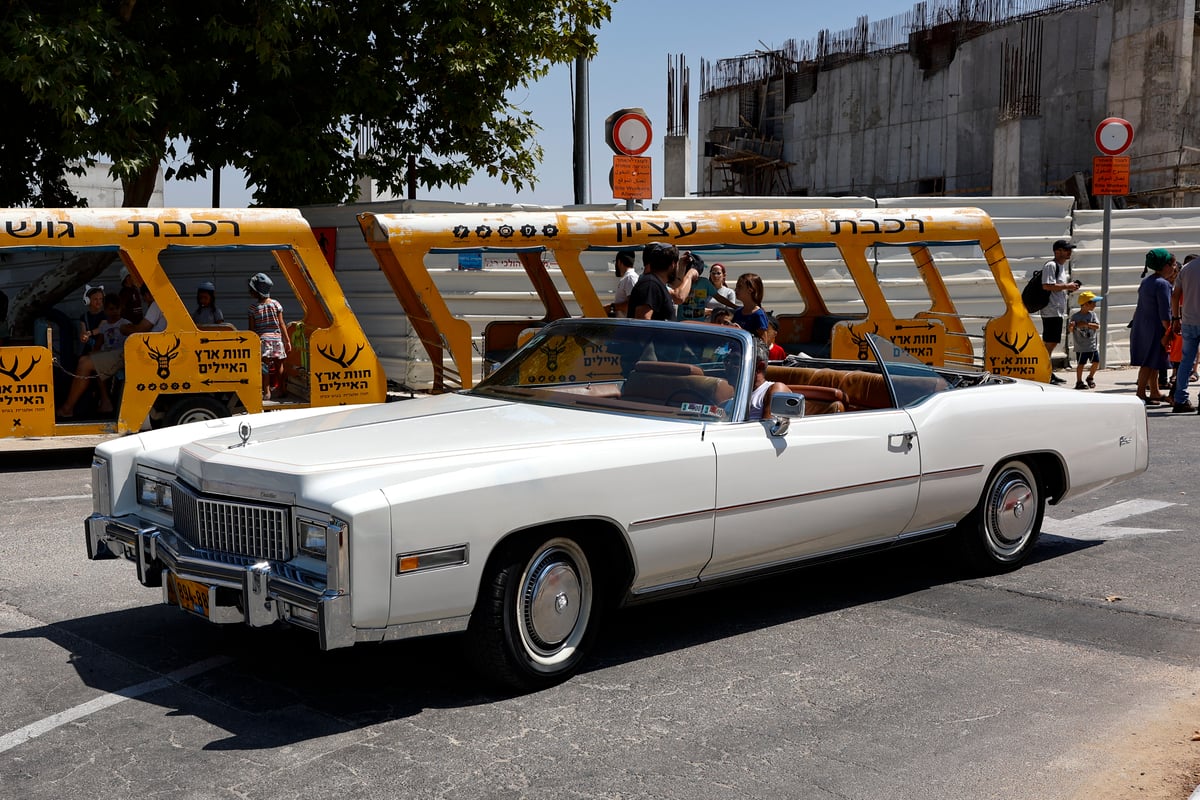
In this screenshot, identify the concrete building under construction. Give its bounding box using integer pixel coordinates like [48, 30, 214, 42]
[696, 0, 1200, 207]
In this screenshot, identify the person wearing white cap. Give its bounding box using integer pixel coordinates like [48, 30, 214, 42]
[1068, 290, 1102, 389]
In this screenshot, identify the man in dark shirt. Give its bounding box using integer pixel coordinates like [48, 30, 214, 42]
[628, 242, 697, 320]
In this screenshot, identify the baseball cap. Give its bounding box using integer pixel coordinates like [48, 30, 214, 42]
[1053, 239, 1077, 251]
[1078, 291, 1102, 305]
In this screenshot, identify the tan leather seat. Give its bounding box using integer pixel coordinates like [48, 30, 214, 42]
[838, 371, 890, 409]
[765, 364, 891, 411]
[765, 365, 818, 385]
[621, 361, 733, 407]
[785, 384, 846, 414]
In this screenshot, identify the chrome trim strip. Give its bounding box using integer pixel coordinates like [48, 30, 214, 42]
[631, 474, 922, 527]
[897, 522, 957, 540]
[328, 518, 349, 595]
[628, 576, 700, 597]
[353, 615, 470, 643]
[193, 476, 296, 506]
[921, 464, 984, 479]
[91, 456, 111, 516]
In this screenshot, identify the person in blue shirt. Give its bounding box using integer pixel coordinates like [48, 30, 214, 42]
[732, 273, 769, 337]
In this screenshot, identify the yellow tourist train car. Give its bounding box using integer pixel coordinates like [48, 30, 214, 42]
[0, 208, 385, 437]
[357, 206, 1050, 389]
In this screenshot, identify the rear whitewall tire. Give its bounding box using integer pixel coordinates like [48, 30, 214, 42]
[958, 459, 1044, 573]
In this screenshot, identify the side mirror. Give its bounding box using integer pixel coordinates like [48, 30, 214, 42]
[767, 391, 805, 436]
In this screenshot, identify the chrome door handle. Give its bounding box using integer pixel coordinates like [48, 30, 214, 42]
[889, 430, 917, 451]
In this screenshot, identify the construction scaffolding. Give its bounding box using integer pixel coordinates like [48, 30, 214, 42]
[697, 0, 1103, 197]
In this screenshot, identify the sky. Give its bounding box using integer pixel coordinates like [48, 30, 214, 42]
[163, 1, 917, 208]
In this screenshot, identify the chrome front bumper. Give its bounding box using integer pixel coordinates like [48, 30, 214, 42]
[85, 513, 355, 650]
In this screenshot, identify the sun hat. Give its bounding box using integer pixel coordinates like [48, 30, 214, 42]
[248, 272, 273, 296]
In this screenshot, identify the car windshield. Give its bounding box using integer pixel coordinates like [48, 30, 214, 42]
[469, 319, 752, 422]
[867, 332, 949, 407]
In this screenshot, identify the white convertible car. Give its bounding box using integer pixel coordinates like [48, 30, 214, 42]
[86, 319, 1147, 690]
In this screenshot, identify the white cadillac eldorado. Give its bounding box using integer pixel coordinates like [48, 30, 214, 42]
[86, 319, 1148, 690]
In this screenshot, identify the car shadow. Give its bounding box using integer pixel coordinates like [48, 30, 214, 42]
[0, 448, 95, 471]
[588, 533, 1100, 674]
[1, 535, 1100, 751]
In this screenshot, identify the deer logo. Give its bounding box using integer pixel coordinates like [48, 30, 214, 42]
[317, 342, 364, 368]
[0, 354, 40, 383]
[847, 323, 881, 361]
[992, 330, 1034, 355]
[539, 341, 569, 372]
[145, 336, 181, 379]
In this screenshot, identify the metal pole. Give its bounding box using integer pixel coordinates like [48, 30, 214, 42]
[573, 56, 590, 205]
[1099, 194, 1112, 369]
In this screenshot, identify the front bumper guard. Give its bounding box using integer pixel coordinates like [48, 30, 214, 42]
[85, 513, 355, 650]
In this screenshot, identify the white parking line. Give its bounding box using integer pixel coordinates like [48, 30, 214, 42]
[5, 494, 91, 504]
[0, 656, 231, 754]
[1042, 498, 1177, 540]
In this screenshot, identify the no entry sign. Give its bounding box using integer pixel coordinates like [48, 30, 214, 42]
[1095, 117, 1134, 156]
[605, 109, 652, 156]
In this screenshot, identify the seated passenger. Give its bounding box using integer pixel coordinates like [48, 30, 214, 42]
[747, 340, 790, 420]
[192, 281, 226, 328]
[764, 312, 785, 360]
[57, 283, 167, 418]
[724, 340, 789, 421]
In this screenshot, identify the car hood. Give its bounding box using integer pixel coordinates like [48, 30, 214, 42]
[169, 392, 695, 504]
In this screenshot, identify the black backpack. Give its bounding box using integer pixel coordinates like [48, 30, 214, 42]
[1021, 269, 1051, 313]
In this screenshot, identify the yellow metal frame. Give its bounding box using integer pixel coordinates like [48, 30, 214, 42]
[357, 207, 1049, 388]
[0, 208, 385, 438]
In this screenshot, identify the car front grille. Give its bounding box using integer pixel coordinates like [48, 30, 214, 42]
[172, 483, 292, 561]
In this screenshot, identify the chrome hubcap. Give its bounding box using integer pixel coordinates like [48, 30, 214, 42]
[986, 468, 1037, 559]
[525, 562, 581, 647]
[517, 539, 592, 667]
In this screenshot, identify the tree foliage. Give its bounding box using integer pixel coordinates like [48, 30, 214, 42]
[0, 0, 612, 332]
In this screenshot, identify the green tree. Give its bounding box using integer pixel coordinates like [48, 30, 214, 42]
[1, 0, 612, 334]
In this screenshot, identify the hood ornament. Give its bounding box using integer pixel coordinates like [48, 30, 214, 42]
[230, 421, 252, 449]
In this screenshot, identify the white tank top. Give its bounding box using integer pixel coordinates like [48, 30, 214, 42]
[748, 380, 772, 420]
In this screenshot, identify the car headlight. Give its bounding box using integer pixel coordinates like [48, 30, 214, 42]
[136, 474, 174, 512]
[297, 519, 328, 557]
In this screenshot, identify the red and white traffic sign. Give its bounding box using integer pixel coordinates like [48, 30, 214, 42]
[1095, 117, 1134, 156]
[609, 111, 652, 156]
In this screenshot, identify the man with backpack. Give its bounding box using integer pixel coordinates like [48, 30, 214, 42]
[1029, 239, 1082, 384]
